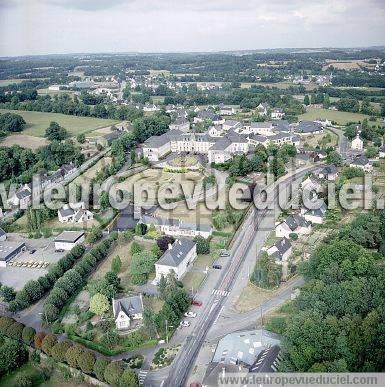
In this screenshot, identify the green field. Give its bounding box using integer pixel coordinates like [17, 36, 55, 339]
[0, 108, 119, 137]
[0, 79, 24, 87]
[299, 107, 385, 126]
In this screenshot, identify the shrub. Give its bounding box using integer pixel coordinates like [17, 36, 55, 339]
[14, 373, 33, 387]
[6, 321, 25, 340]
[0, 316, 15, 334]
[51, 340, 72, 362]
[289, 233, 298, 241]
[41, 334, 57, 356]
[65, 344, 84, 368]
[94, 357, 109, 381]
[104, 361, 124, 386]
[111, 255, 122, 274]
[119, 369, 139, 386]
[77, 349, 95, 374]
[0, 338, 28, 376]
[0, 285, 16, 302]
[43, 303, 60, 323]
[22, 326, 36, 344]
[194, 236, 210, 254]
[89, 293, 109, 316]
[34, 332, 46, 349]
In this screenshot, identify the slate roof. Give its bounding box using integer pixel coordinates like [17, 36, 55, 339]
[296, 121, 323, 133]
[144, 133, 170, 148]
[16, 188, 31, 200]
[320, 164, 338, 175]
[250, 122, 273, 129]
[303, 202, 327, 218]
[249, 345, 281, 373]
[248, 134, 269, 143]
[113, 295, 143, 319]
[156, 237, 196, 267]
[54, 231, 85, 243]
[58, 207, 75, 218]
[351, 155, 370, 166]
[272, 120, 291, 133]
[271, 237, 292, 261]
[209, 136, 232, 151]
[285, 214, 311, 230]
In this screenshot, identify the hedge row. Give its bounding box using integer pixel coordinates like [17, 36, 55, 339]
[8, 244, 86, 312]
[0, 316, 139, 386]
[43, 232, 118, 322]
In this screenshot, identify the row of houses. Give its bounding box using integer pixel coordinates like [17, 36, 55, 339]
[8, 164, 77, 209]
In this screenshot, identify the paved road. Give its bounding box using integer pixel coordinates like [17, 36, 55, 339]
[327, 126, 348, 157]
[161, 166, 320, 387]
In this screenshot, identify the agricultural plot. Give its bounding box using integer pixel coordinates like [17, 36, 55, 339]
[0, 134, 49, 150]
[299, 107, 385, 126]
[0, 108, 119, 137]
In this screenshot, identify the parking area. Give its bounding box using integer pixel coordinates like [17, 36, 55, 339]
[0, 233, 68, 291]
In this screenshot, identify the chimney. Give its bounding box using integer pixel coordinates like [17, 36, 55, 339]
[168, 243, 173, 250]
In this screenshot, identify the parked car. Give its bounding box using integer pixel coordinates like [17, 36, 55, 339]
[212, 264, 222, 269]
[219, 249, 230, 257]
[184, 311, 197, 318]
[29, 249, 36, 254]
[191, 300, 202, 307]
[55, 249, 65, 253]
[180, 320, 190, 327]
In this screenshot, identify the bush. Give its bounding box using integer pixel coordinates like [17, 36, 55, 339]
[14, 374, 33, 387]
[65, 344, 84, 368]
[0, 285, 16, 302]
[43, 303, 60, 323]
[0, 316, 16, 334]
[6, 321, 25, 340]
[289, 233, 298, 241]
[41, 334, 57, 356]
[22, 326, 36, 344]
[265, 316, 287, 335]
[51, 340, 72, 362]
[77, 349, 95, 374]
[0, 338, 28, 376]
[119, 369, 139, 386]
[94, 357, 109, 381]
[104, 361, 124, 386]
[194, 236, 210, 254]
[89, 293, 109, 316]
[34, 332, 46, 349]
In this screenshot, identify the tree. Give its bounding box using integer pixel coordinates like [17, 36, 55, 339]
[41, 334, 58, 356]
[65, 344, 84, 368]
[94, 358, 109, 381]
[327, 151, 342, 166]
[6, 322, 24, 340]
[303, 95, 310, 106]
[21, 326, 36, 344]
[104, 361, 124, 386]
[34, 332, 46, 349]
[194, 236, 210, 254]
[0, 285, 16, 302]
[77, 349, 95, 374]
[45, 121, 68, 141]
[51, 340, 72, 362]
[89, 293, 109, 315]
[130, 251, 157, 285]
[119, 369, 139, 387]
[251, 252, 282, 289]
[130, 241, 143, 255]
[111, 255, 122, 274]
[0, 113, 26, 132]
[86, 226, 103, 244]
[157, 235, 175, 252]
[43, 302, 60, 322]
[0, 339, 28, 376]
[100, 191, 110, 211]
[135, 223, 147, 236]
[76, 133, 86, 143]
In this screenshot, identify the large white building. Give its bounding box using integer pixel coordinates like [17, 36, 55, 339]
[54, 231, 85, 251]
[154, 238, 197, 283]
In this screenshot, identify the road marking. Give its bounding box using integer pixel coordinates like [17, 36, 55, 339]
[138, 370, 148, 385]
[212, 289, 229, 296]
[213, 306, 224, 325]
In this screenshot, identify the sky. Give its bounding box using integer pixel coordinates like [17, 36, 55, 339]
[0, 0, 385, 57]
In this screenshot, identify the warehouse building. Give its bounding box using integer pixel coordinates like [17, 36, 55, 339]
[54, 231, 85, 251]
[0, 241, 27, 268]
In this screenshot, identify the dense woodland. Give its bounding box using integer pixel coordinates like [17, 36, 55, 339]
[278, 212, 385, 372]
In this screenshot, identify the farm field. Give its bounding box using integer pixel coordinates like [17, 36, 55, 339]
[0, 109, 119, 137]
[241, 81, 317, 91]
[322, 59, 375, 71]
[299, 106, 385, 126]
[0, 79, 24, 86]
[0, 133, 49, 150]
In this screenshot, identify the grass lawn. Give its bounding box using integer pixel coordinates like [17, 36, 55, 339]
[0, 79, 24, 86]
[234, 282, 277, 312]
[0, 108, 119, 137]
[302, 130, 338, 148]
[299, 107, 385, 127]
[182, 271, 205, 292]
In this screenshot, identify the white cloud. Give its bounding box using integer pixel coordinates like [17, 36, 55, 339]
[0, 0, 384, 56]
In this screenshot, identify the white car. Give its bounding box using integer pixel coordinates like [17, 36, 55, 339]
[184, 312, 197, 318]
[180, 320, 191, 327]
